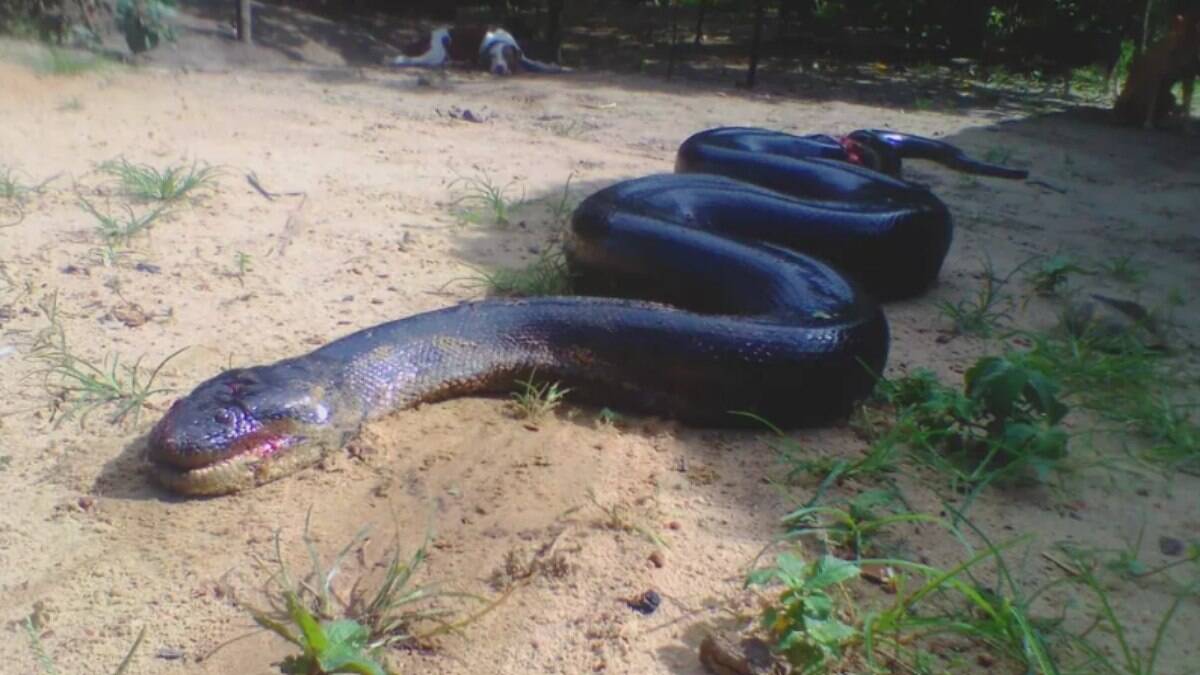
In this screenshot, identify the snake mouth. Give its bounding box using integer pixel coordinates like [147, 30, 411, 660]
[148, 422, 312, 496]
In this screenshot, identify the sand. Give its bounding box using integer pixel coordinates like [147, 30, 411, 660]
[1, 7, 1199, 674]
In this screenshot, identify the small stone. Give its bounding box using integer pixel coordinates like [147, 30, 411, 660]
[1061, 293, 1166, 351]
[110, 302, 148, 328]
[625, 589, 661, 614]
[1159, 536, 1185, 557]
[648, 550, 665, 568]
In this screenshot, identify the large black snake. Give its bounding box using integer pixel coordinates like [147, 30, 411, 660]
[147, 127, 1027, 495]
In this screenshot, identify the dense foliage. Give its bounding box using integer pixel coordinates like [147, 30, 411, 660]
[2, 0, 1194, 71]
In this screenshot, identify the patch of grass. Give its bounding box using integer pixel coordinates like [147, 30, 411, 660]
[936, 258, 1016, 337]
[1099, 254, 1148, 285]
[99, 158, 219, 202]
[544, 118, 597, 139]
[237, 511, 507, 674]
[865, 353, 1071, 497]
[234, 250, 253, 276]
[79, 196, 167, 247]
[782, 489, 939, 559]
[738, 411, 899, 500]
[29, 301, 185, 426]
[746, 552, 860, 670]
[983, 145, 1014, 166]
[585, 488, 669, 549]
[41, 346, 186, 427]
[29, 46, 109, 76]
[1, 165, 31, 201]
[509, 371, 570, 421]
[1019, 331, 1199, 470]
[57, 97, 84, 112]
[89, 242, 137, 268]
[2, 165, 56, 226]
[1050, 546, 1199, 675]
[1024, 253, 1090, 297]
[748, 527, 1056, 674]
[544, 171, 578, 228]
[447, 169, 525, 226]
[462, 250, 572, 298]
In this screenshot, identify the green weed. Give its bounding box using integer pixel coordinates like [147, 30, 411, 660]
[738, 411, 899, 500]
[585, 488, 669, 549]
[242, 512, 506, 674]
[1025, 253, 1089, 297]
[1052, 547, 1198, 675]
[983, 146, 1014, 166]
[99, 158, 218, 202]
[1019, 331, 1199, 470]
[30, 46, 109, 76]
[1099, 255, 1147, 285]
[234, 251, 253, 276]
[79, 196, 167, 247]
[509, 372, 570, 421]
[462, 250, 571, 298]
[545, 171, 578, 228]
[782, 490, 939, 559]
[29, 300, 184, 426]
[447, 169, 525, 226]
[868, 353, 1071, 494]
[1, 165, 30, 200]
[42, 346, 186, 427]
[746, 552, 860, 671]
[936, 258, 1015, 337]
[748, 530, 1053, 673]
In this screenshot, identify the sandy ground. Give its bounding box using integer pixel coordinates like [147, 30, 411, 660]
[1, 9, 1199, 674]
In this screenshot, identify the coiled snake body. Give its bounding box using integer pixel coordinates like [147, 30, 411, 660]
[148, 127, 1026, 495]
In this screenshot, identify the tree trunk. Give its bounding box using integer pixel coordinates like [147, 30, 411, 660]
[1140, 0, 1156, 53]
[745, 0, 765, 88]
[667, 0, 679, 80]
[235, 0, 252, 44]
[693, 2, 706, 46]
[545, 0, 565, 62]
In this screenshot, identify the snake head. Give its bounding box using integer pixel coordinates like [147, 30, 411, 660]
[147, 362, 340, 496]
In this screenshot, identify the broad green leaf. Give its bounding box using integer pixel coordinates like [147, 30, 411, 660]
[807, 556, 860, 590]
[317, 642, 388, 675]
[286, 592, 328, 654]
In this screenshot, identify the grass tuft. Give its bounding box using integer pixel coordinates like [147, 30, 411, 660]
[936, 257, 1016, 337]
[28, 46, 110, 76]
[28, 296, 184, 426]
[1024, 253, 1090, 297]
[509, 371, 570, 421]
[461, 250, 572, 298]
[79, 196, 167, 247]
[1099, 254, 1148, 285]
[447, 169, 525, 225]
[98, 158, 219, 202]
[234, 511, 508, 674]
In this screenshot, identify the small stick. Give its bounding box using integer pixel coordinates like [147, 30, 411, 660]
[1026, 179, 1067, 194]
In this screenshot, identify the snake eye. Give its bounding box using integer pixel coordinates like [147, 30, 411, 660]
[214, 409, 233, 425]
